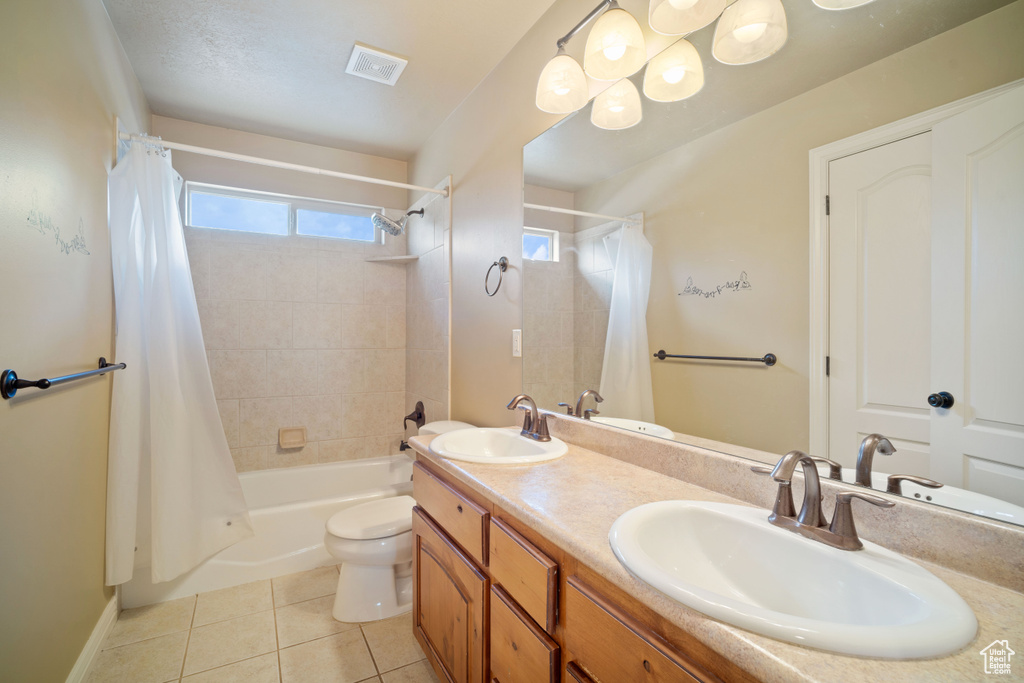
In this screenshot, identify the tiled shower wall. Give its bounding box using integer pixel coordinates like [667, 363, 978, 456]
[571, 224, 615, 400]
[188, 226, 411, 472]
[404, 183, 451, 430]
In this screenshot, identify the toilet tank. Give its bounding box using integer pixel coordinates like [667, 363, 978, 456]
[419, 420, 475, 436]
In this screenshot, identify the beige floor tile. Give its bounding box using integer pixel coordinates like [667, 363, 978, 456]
[272, 565, 339, 607]
[276, 594, 359, 648]
[361, 612, 423, 673]
[183, 610, 277, 676]
[193, 579, 273, 627]
[86, 631, 188, 683]
[182, 652, 280, 682]
[380, 660, 439, 683]
[279, 629, 377, 683]
[104, 595, 196, 649]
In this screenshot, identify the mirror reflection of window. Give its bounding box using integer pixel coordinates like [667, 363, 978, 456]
[523, 226, 559, 262]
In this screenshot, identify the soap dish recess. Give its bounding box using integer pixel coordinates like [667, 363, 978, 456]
[279, 427, 307, 449]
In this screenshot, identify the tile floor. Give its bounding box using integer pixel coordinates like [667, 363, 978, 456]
[87, 565, 439, 683]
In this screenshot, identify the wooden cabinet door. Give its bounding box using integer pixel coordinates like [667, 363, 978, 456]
[489, 585, 558, 683]
[413, 507, 488, 683]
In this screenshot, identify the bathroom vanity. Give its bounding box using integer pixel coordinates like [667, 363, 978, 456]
[408, 414, 1024, 683]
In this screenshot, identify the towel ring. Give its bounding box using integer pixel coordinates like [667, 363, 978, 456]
[485, 257, 508, 297]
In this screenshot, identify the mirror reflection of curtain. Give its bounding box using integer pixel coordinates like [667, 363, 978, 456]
[599, 224, 655, 421]
[106, 143, 253, 585]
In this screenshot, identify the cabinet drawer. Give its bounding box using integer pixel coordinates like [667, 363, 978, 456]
[489, 518, 557, 633]
[490, 585, 558, 683]
[564, 577, 713, 683]
[414, 461, 489, 566]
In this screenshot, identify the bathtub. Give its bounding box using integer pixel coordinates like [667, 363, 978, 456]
[121, 455, 414, 608]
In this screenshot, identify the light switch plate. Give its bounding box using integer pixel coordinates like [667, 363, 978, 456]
[512, 329, 522, 357]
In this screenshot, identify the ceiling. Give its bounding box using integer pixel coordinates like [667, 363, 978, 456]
[102, 0, 558, 160]
[524, 0, 1015, 192]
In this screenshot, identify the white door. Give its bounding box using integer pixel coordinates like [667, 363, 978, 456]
[828, 133, 933, 474]
[930, 84, 1024, 505]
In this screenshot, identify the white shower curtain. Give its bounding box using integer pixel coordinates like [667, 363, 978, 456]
[106, 143, 252, 586]
[599, 224, 655, 422]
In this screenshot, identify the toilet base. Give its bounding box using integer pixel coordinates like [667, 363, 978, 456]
[332, 562, 412, 623]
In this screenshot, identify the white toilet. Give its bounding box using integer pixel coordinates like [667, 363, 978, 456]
[324, 420, 475, 623]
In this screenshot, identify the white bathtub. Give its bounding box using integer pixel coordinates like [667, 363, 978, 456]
[121, 455, 414, 608]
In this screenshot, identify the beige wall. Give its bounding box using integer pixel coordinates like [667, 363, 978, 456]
[154, 118, 416, 469]
[574, 1, 1024, 453]
[411, 0, 1024, 437]
[0, 1, 150, 680]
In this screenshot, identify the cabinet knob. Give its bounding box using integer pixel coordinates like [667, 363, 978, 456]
[927, 391, 954, 409]
[456, 504, 463, 513]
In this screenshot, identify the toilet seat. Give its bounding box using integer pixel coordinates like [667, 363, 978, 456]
[327, 495, 416, 540]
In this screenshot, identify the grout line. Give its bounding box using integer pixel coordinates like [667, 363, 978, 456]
[270, 581, 283, 683]
[358, 626, 381, 675]
[178, 595, 198, 681]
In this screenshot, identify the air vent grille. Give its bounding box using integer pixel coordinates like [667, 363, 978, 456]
[345, 43, 408, 86]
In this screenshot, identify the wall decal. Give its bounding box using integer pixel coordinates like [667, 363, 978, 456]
[26, 205, 89, 255]
[680, 271, 751, 299]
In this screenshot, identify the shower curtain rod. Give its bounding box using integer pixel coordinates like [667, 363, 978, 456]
[524, 203, 641, 225]
[118, 132, 449, 197]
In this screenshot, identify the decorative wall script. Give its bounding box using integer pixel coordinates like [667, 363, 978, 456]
[680, 271, 751, 299]
[26, 205, 89, 255]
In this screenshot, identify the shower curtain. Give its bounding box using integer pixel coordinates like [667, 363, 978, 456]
[106, 143, 252, 586]
[599, 224, 655, 422]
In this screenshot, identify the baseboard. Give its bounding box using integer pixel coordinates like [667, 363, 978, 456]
[65, 594, 119, 683]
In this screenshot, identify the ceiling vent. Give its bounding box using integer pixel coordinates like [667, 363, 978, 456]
[345, 43, 408, 86]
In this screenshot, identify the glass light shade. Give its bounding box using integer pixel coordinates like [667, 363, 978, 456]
[813, 0, 875, 8]
[649, 0, 727, 36]
[584, 8, 647, 81]
[643, 39, 704, 102]
[712, 0, 787, 65]
[535, 53, 589, 114]
[591, 79, 643, 130]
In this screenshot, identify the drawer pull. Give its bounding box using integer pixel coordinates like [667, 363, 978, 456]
[512, 641, 518, 651]
[644, 659, 651, 672]
[457, 504, 463, 513]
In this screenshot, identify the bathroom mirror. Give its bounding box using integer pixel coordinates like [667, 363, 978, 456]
[521, 0, 1024, 525]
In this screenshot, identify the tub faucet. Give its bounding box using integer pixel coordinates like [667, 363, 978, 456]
[856, 434, 896, 487]
[575, 389, 603, 420]
[507, 394, 551, 442]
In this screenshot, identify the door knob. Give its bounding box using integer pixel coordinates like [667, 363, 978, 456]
[927, 391, 954, 409]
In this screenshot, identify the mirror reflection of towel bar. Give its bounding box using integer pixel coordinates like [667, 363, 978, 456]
[653, 350, 777, 366]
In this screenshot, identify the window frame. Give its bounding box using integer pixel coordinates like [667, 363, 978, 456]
[185, 181, 387, 244]
[522, 226, 560, 262]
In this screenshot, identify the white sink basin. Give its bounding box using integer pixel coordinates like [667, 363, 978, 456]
[429, 427, 568, 465]
[815, 465, 1024, 525]
[609, 501, 977, 659]
[590, 416, 675, 440]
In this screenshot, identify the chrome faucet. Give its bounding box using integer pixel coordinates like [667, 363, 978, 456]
[574, 389, 603, 420]
[856, 434, 896, 487]
[754, 449, 895, 550]
[506, 394, 551, 442]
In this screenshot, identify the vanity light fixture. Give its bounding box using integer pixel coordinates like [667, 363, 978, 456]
[583, 2, 647, 80]
[536, 49, 589, 114]
[812, 0, 876, 9]
[712, 0, 788, 65]
[648, 0, 727, 36]
[591, 78, 643, 130]
[643, 39, 704, 102]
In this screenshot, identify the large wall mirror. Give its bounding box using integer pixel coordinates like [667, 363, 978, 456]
[521, 0, 1024, 525]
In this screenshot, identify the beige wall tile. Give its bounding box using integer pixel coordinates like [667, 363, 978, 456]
[365, 434, 404, 458]
[266, 349, 318, 397]
[104, 595, 195, 649]
[343, 304, 386, 348]
[342, 393, 389, 438]
[279, 629, 376, 683]
[183, 652, 279, 683]
[192, 580, 272, 627]
[209, 350, 266, 399]
[210, 247, 267, 300]
[366, 349, 406, 393]
[318, 350, 365, 394]
[292, 394, 343, 442]
[87, 631, 188, 683]
[188, 243, 211, 300]
[272, 566, 339, 607]
[231, 446, 268, 472]
[365, 261, 407, 307]
[197, 299, 239, 349]
[217, 399, 240, 448]
[183, 611, 277, 676]
[239, 398, 292, 447]
[267, 252, 317, 303]
[362, 612, 423, 673]
[317, 253, 364, 304]
[387, 306, 406, 349]
[293, 303, 342, 349]
[267, 442, 318, 469]
[275, 595, 358, 648]
[318, 438, 367, 462]
[239, 300, 293, 350]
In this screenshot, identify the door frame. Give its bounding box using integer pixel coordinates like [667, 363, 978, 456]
[807, 78, 1023, 458]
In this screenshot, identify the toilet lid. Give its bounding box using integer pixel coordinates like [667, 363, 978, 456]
[327, 495, 416, 540]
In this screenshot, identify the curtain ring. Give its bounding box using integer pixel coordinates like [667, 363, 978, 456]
[485, 257, 508, 297]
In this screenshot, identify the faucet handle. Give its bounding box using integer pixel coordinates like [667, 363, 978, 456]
[810, 456, 843, 481]
[557, 402, 574, 415]
[886, 474, 943, 496]
[583, 408, 600, 420]
[828, 490, 895, 550]
[751, 465, 796, 521]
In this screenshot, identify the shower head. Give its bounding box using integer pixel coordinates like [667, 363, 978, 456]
[372, 208, 424, 236]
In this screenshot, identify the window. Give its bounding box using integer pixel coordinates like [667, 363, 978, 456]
[523, 227, 559, 262]
[185, 182, 381, 243]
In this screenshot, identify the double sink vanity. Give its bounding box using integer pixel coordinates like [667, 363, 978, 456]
[409, 407, 1024, 682]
